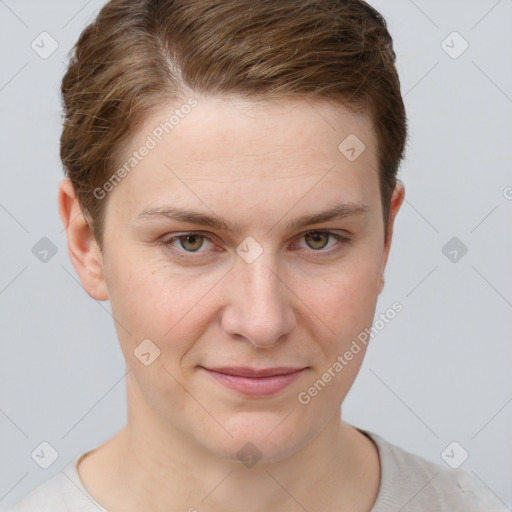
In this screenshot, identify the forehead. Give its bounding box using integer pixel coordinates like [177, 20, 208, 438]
[109, 95, 380, 217]
[143, 95, 374, 157]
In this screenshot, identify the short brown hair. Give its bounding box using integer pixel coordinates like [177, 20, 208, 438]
[60, 0, 407, 249]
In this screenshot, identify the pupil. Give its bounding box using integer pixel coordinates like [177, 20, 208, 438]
[183, 235, 202, 251]
[306, 232, 328, 249]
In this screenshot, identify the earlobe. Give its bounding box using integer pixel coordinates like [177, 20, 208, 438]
[58, 178, 109, 300]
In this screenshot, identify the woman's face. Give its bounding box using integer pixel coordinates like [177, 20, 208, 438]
[95, 95, 402, 463]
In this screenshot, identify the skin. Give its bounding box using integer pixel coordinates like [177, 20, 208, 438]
[59, 95, 405, 512]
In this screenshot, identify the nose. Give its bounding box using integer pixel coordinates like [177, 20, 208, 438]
[220, 248, 297, 348]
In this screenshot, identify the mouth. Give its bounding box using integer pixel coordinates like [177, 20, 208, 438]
[198, 366, 307, 396]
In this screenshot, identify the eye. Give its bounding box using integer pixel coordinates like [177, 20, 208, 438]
[162, 232, 215, 254]
[294, 231, 349, 253]
[160, 230, 350, 258]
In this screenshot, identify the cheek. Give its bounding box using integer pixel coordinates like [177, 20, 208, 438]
[106, 264, 205, 407]
[295, 263, 380, 408]
[302, 255, 381, 344]
[107, 241, 381, 344]
[105, 257, 222, 353]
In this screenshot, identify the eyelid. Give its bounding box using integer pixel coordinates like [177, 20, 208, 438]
[292, 230, 347, 250]
[161, 229, 350, 257]
[161, 231, 217, 256]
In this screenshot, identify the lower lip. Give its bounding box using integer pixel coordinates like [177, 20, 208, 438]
[200, 368, 305, 396]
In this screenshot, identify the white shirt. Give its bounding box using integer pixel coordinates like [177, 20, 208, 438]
[7, 429, 508, 511]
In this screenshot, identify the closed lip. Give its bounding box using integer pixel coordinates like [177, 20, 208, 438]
[200, 366, 306, 378]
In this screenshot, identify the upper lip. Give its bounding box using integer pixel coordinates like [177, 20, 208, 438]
[202, 366, 305, 378]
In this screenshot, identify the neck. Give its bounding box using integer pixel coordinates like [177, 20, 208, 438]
[78, 375, 380, 512]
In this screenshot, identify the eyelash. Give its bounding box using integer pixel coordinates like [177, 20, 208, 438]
[160, 230, 350, 259]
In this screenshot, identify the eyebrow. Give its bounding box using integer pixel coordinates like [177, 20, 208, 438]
[134, 202, 369, 234]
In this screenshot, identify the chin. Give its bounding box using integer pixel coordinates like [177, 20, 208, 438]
[203, 411, 315, 466]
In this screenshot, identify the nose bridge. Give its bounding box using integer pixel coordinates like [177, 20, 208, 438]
[222, 240, 295, 346]
[242, 251, 281, 307]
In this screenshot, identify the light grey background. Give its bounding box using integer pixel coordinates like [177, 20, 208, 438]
[1, 0, 511, 509]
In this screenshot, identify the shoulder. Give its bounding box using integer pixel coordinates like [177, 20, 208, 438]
[6, 471, 68, 512]
[6, 454, 105, 512]
[362, 429, 508, 512]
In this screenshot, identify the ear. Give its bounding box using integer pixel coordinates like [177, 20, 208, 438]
[58, 178, 109, 300]
[378, 180, 405, 294]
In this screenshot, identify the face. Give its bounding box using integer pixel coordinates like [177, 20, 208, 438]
[90, 95, 402, 463]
